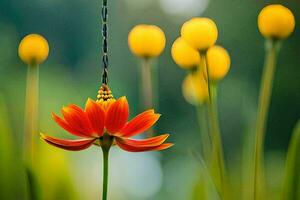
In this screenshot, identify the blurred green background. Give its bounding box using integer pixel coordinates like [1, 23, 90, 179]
[0, 0, 299, 199]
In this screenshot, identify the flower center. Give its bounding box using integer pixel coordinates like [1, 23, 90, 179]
[97, 84, 114, 102]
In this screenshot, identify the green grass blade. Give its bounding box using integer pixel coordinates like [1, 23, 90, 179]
[281, 120, 300, 200]
[0, 95, 28, 199]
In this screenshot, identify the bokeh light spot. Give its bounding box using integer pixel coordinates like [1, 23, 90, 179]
[159, 0, 209, 18]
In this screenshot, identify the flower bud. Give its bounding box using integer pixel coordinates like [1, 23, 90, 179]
[181, 18, 218, 51]
[258, 4, 295, 39]
[18, 34, 49, 65]
[128, 24, 166, 58]
[206, 45, 230, 81]
[182, 72, 208, 105]
[171, 37, 201, 69]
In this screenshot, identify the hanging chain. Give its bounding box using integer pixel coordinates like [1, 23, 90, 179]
[97, 0, 112, 102]
[101, 0, 109, 85]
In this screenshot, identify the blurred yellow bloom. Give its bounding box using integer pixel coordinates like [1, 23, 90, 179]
[182, 72, 208, 105]
[171, 37, 201, 69]
[206, 45, 231, 81]
[258, 4, 295, 39]
[18, 34, 49, 65]
[181, 18, 218, 51]
[128, 24, 166, 58]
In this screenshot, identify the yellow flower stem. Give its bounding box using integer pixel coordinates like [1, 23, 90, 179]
[140, 58, 154, 136]
[196, 104, 211, 163]
[201, 53, 226, 199]
[24, 64, 39, 166]
[253, 39, 280, 200]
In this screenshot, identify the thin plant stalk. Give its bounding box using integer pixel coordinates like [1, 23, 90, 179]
[140, 58, 154, 136]
[196, 104, 211, 163]
[140, 58, 154, 109]
[24, 64, 39, 166]
[253, 39, 280, 200]
[23, 64, 40, 200]
[201, 53, 226, 198]
[151, 61, 160, 110]
[101, 147, 110, 200]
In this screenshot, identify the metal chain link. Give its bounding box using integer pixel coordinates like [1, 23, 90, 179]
[101, 0, 109, 84]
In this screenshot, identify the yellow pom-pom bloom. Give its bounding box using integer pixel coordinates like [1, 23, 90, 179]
[18, 34, 49, 65]
[206, 45, 230, 81]
[181, 18, 218, 51]
[258, 4, 295, 39]
[182, 72, 208, 105]
[171, 37, 201, 69]
[128, 24, 166, 58]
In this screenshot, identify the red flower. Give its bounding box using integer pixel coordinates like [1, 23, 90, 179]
[41, 96, 173, 152]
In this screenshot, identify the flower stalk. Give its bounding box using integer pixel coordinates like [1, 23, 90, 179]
[24, 63, 40, 200]
[201, 53, 226, 198]
[141, 58, 154, 109]
[24, 64, 39, 166]
[208, 84, 226, 198]
[99, 133, 113, 200]
[196, 104, 211, 163]
[140, 58, 154, 136]
[101, 146, 110, 200]
[253, 39, 280, 200]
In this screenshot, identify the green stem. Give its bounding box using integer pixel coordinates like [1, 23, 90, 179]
[24, 64, 39, 166]
[196, 104, 211, 163]
[201, 53, 226, 198]
[253, 39, 280, 200]
[23, 64, 40, 200]
[140, 58, 154, 136]
[140, 58, 153, 109]
[102, 147, 110, 200]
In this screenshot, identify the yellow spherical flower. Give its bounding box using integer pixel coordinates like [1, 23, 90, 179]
[206, 45, 230, 81]
[171, 37, 201, 69]
[18, 34, 49, 65]
[258, 4, 295, 39]
[182, 72, 208, 105]
[181, 18, 218, 51]
[128, 24, 166, 58]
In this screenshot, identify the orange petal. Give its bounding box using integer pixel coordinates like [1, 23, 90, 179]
[40, 133, 95, 151]
[61, 104, 93, 136]
[119, 109, 160, 137]
[115, 134, 173, 152]
[118, 134, 169, 146]
[99, 99, 116, 111]
[52, 113, 87, 138]
[152, 143, 174, 151]
[85, 98, 105, 137]
[105, 96, 129, 134]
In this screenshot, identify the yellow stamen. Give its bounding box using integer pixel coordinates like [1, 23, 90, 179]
[97, 84, 114, 102]
[96, 84, 115, 109]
